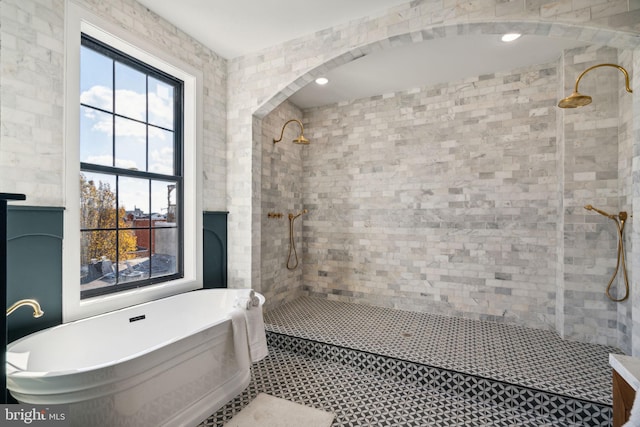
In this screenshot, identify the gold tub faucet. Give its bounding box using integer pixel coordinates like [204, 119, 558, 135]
[6, 299, 44, 318]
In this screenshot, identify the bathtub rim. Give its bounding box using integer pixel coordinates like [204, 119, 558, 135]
[7, 319, 238, 401]
[6, 288, 262, 379]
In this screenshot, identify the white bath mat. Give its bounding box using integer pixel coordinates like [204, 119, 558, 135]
[225, 393, 335, 427]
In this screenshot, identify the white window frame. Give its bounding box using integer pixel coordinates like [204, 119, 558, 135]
[63, 1, 203, 322]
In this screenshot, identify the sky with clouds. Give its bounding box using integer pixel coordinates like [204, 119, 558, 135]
[80, 45, 179, 214]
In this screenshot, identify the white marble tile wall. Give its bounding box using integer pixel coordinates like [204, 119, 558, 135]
[228, 0, 640, 297]
[260, 101, 306, 309]
[631, 48, 640, 356]
[300, 62, 561, 331]
[560, 46, 628, 346]
[616, 48, 634, 354]
[0, 0, 227, 210]
[1, 0, 65, 205]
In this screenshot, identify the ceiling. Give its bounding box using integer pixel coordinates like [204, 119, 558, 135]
[136, 0, 586, 109]
[136, 0, 409, 59]
[289, 34, 586, 108]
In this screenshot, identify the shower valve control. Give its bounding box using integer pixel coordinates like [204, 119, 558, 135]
[268, 212, 283, 219]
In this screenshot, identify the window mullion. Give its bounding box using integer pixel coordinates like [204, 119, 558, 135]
[111, 57, 116, 168]
[148, 179, 153, 280]
[79, 35, 184, 299]
[115, 175, 120, 285]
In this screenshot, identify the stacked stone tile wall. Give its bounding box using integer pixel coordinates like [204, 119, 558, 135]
[617, 48, 634, 354]
[1, 0, 65, 205]
[300, 62, 560, 330]
[260, 101, 306, 308]
[560, 46, 626, 346]
[631, 48, 640, 356]
[554, 52, 566, 343]
[230, 1, 640, 297]
[0, 0, 227, 210]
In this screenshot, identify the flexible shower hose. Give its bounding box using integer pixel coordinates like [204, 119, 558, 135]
[606, 213, 629, 302]
[286, 223, 298, 270]
[286, 209, 307, 270]
[585, 205, 629, 302]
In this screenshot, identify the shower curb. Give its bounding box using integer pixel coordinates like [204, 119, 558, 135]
[266, 331, 612, 427]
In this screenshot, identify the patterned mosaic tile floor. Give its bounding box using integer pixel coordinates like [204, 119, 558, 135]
[263, 297, 622, 405]
[198, 296, 617, 426]
[200, 346, 569, 427]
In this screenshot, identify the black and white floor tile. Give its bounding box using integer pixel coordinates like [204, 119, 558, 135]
[263, 297, 621, 405]
[264, 332, 611, 426]
[198, 296, 618, 426]
[200, 346, 571, 427]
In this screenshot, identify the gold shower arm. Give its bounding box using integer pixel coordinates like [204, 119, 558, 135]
[572, 63, 632, 95]
[558, 63, 633, 108]
[273, 119, 309, 144]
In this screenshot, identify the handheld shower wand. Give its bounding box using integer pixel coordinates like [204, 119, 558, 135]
[287, 209, 308, 270]
[584, 204, 615, 219]
[584, 205, 629, 302]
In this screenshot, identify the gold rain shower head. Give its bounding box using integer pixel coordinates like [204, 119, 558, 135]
[273, 119, 310, 145]
[558, 63, 633, 108]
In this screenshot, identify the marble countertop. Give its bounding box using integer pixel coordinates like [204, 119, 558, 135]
[610, 354, 640, 390]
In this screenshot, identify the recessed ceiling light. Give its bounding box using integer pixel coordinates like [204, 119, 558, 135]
[501, 33, 521, 42]
[315, 77, 329, 85]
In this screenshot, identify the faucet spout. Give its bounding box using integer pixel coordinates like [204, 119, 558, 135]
[7, 299, 44, 318]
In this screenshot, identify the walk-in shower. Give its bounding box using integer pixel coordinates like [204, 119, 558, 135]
[584, 205, 629, 302]
[558, 63, 632, 108]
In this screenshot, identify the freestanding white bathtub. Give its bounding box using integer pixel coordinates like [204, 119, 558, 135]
[6, 288, 265, 427]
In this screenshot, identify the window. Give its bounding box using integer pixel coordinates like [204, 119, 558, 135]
[64, 3, 202, 322]
[79, 35, 183, 299]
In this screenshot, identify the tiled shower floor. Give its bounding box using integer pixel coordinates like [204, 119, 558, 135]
[201, 296, 621, 426]
[263, 297, 621, 405]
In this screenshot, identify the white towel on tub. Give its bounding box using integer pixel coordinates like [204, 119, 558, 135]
[229, 308, 251, 372]
[246, 303, 268, 362]
[235, 289, 269, 362]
